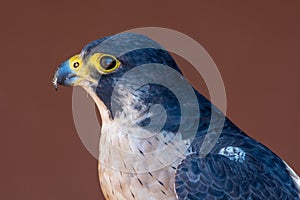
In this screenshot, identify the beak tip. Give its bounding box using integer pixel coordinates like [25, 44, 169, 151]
[52, 76, 58, 91]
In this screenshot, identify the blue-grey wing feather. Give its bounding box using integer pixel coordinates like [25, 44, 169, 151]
[175, 129, 300, 200]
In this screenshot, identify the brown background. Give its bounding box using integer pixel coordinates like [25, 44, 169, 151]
[0, 1, 299, 199]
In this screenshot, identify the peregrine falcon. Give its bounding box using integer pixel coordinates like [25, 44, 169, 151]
[53, 33, 300, 199]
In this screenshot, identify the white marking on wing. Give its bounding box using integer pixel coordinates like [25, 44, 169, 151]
[219, 146, 246, 163]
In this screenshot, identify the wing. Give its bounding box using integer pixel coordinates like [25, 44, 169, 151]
[175, 139, 300, 200]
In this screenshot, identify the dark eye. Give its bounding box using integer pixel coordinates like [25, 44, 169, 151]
[100, 56, 117, 70]
[73, 61, 80, 68]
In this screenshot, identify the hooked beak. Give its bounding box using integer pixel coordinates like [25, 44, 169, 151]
[53, 60, 78, 90]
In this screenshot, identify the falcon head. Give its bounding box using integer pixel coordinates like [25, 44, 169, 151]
[53, 33, 186, 125]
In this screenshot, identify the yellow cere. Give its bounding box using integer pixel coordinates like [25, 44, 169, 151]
[89, 53, 121, 74]
[69, 54, 82, 71]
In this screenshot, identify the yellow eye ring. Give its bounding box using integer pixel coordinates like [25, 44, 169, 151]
[90, 53, 121, 74]
[69, 55, 82, 71]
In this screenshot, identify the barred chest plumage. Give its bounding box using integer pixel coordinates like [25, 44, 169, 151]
[97, 118, 190, 200]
